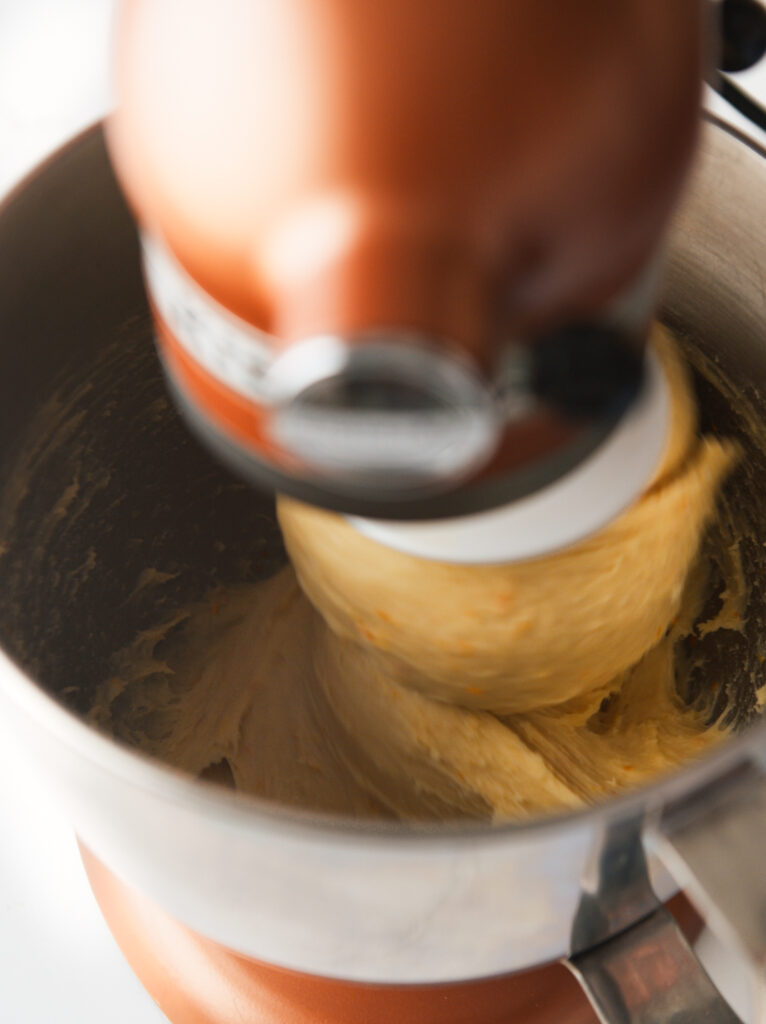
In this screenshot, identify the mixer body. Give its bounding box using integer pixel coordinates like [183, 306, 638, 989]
[108, 0, 704, 543]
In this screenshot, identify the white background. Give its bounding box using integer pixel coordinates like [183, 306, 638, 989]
[0, 2, 764, 1021]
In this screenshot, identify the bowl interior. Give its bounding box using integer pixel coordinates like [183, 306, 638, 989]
[0, 124, 765, 820]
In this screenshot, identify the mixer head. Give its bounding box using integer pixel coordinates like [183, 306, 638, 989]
[108, 1, 701, 562]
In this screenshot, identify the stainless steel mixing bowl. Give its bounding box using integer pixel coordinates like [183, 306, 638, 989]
[0, 118, 765, 1022]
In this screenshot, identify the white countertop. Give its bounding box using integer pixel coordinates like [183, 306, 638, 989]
[0, 2, 764, 1021]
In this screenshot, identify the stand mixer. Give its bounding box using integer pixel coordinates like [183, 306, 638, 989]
[107, 0, 703, 562]
[4, 3, 766, 1024]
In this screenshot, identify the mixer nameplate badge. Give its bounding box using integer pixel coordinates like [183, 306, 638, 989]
[142, 234, 279, 403]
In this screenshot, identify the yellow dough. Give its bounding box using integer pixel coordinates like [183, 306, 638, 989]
[92, 324, 742, 821]
[278, 325, 735, 715]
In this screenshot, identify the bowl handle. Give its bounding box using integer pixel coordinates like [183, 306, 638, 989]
[568, 905, 740, 1023]
[650, 761, 766, 977]
[561, 809, 746, 1022]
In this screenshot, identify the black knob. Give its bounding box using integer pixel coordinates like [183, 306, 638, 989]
[719, 0, 766, 72]
[530, 324, 645, 421]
